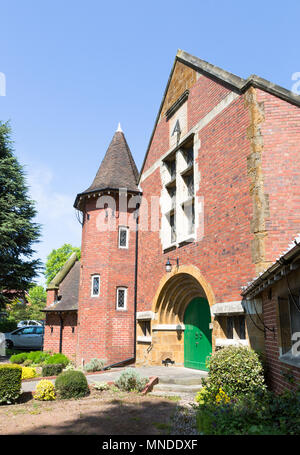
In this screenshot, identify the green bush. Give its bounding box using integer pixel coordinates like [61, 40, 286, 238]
[42, 363, 64, 377]
[9, 352, 28, 364]
[0, 364, 22, 404]
[83, 358, 105, 373]
[115, 368, 148, 392]
[45, 353, 70, 367]
[196, 389, 300, 435]
[55, 370, 89, 399]
[27, 351, 50, 364]
[206, 346, 266, 398]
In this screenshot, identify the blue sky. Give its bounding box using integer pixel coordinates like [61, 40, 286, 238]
[1, 0, 300, 285]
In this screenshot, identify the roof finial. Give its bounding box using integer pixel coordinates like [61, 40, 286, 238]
[116, 122, 123, 132]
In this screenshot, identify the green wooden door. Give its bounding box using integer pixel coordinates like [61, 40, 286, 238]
[184, 297, 212, 371]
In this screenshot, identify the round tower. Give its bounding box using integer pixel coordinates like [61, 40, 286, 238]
[74, 124, 141, 367]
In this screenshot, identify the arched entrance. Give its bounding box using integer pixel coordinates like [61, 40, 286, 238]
[184, 297, 212, 371]
[139, 265, 215, 369]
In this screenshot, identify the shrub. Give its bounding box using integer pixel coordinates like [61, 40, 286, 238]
[0, 364, 22, 404]
[21, 366, 37, 380]
[10, 352, 28, 364]
[45, 353, 70, 367]
[196, 389, 300, 435]
[34, 380, 56, 401]
[83, 358, 105, 373]
[27, 351, 50, 365]
[55, 370, 89, 399]
[195, 386, 214, 406]
[42, 363, 64, 377]
[115, 368, 148, 392]
[91, 381, 109, 391]
[206, 346, 266, 398]
[23, 359, 33, 366]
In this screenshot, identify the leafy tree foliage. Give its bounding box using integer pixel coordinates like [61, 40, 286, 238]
[45, 243, 81, 284]
[6, 285, 46, 321]
[0, 122, 41, 307]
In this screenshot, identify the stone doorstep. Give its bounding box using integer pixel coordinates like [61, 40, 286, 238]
[151, 383, 203, 394]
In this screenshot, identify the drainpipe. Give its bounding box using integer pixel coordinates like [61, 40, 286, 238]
[103, 202, 140, 371]
[58, 312, 64, 353]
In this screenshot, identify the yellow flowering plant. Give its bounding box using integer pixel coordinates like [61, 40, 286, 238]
[21, 366, 37, 380]
[215, 387, 230, 405]
[34, 380, 56, 401]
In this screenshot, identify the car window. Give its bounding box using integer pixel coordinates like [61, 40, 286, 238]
[22, 327, 35, 334]
[35, 327, 44, 334]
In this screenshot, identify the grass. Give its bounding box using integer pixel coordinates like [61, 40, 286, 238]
[151, 394, 181, 402]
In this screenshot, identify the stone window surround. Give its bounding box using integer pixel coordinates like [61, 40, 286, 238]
[160, 133, 197, 250]
[116, 286, 127, 311]
[118, 225, 129, 249]
[91, 274, 100, 297]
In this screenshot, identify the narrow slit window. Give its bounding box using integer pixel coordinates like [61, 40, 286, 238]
[119, 227, 129, 248]
[91, 275, 100, 297]
[116, 287, 127, 311]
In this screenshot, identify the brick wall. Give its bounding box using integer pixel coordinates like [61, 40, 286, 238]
[43, 311, 77, 363]
[139, 80, 255, 311]
[258, 89, 300, 261]
[261, 268, 300, 393]
[76, 194, 136, 366]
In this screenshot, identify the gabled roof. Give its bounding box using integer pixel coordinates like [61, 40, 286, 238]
[44, 253, 80, 312]
[139, 49, 300, 178]
[241, 233, 300, 298]
[74, 127, 140, 209]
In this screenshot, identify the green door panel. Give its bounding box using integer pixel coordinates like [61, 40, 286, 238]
[184, 297, 212, 371]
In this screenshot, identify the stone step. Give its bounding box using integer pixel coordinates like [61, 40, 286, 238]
[148, 390, 197, 401]
[152, 382, 203, 394]
[158, 375, 207, 385]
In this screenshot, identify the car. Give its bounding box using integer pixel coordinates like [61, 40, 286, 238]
[17, 320, 43, 328]
[5, 325, 44, 350]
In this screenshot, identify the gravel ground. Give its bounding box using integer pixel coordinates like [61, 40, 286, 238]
[171, 398, 200, 435]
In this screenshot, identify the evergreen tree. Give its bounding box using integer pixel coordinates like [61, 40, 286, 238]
[0, 121, 41, 307]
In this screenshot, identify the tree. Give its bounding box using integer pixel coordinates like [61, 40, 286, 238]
[6, 285, 47, 322]
[0, 121, 41, 308]
[45, 243, 81, 284]
[26, 285, 47, 320]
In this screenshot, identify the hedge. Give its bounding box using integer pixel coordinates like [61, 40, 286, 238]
[0, 364, 22, 404]
[42, 363, 64, 377]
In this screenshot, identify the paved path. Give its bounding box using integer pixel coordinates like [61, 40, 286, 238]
[21, 366, 207, 392]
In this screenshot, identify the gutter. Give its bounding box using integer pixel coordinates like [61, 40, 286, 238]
[242, 240, 300, 298]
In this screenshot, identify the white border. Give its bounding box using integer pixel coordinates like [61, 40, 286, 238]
[116, 287, 127, 311]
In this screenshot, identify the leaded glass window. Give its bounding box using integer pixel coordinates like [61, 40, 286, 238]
[91, 275, 100, 297]
[119, 227, 128, 248]
[116, 287, 127, 310]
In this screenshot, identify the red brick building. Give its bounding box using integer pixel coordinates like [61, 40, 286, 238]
[44, 50, 300, 386]
[242, 235, 300, 393]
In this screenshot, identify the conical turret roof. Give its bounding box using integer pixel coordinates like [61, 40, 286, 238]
[74, 126, 140, 209]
